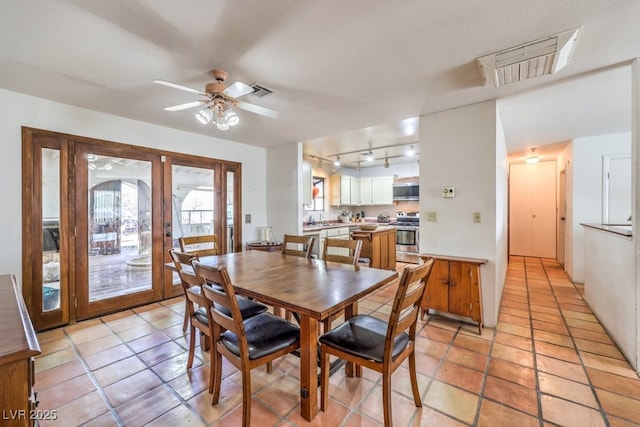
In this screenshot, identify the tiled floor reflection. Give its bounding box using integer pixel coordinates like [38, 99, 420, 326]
[34, 257, 640, 426]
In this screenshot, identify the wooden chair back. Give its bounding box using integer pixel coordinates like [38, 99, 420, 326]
[168, 249, 210, 367]
[281, 234, 315, 258]
[179, 234, 219, 257]
[385, 257, 434, 353]
[322, 238, 362, 268]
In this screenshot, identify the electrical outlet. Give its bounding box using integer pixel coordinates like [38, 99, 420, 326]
[473, 212, 481, 223]
[442, 187, 455, 198]
[426, 211, 437, 222]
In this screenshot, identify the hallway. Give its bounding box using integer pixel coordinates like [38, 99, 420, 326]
[33, 256, 640, 426]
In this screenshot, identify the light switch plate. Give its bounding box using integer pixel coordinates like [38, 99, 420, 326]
[245, 214, 251, 223]
[426, 211, 437, 222]
[473, 212, 481, 223]
[442, 187, 455, 198]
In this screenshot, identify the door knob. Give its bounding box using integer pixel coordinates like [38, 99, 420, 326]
[166, 231, 172, 237]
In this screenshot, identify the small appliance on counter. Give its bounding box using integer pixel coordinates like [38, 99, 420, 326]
[377, 214, 391, 223]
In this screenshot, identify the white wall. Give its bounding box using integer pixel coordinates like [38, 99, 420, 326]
[633, 57, 639, 373]
[0, 88, 267, 278]
[568, 132, 631, 282]
[419, 101, 503, 328]
[494, 110, 509, 316]
[266, 142, 304, 239]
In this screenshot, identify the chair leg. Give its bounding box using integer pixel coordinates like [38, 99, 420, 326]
[201, 332, 211, 352]
[382, 371, 393, 427]
[266, 361, 272, 373]
[408, 351, 422, 407]
[210, 350, 222, 401]
[320, 346, 330, 411]
[187, 325, 196, 369]
[241, 367, 252, 427]
[182, 301, 189, 332]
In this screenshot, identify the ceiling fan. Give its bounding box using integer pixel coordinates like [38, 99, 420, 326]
[153, 69, 278, 131]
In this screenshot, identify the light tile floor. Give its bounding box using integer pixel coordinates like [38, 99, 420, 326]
[34, 257, 640, 426]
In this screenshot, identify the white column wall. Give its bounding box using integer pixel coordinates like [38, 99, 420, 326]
[633, 58, 640, 373]
[0, 88, 267, 278]
[419, 101, 503, 328]
[266, 142, 304, 240]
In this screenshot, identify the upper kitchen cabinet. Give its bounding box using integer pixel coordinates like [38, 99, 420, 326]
[371, 176, 394, 205]
[302, 161, 312, 206]
[330, 175, 393, 206]
[330, 174, 355, 205]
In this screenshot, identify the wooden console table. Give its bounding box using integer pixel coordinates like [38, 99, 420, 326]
[419, 254, 487, 334]
[0, 274, 41, 426]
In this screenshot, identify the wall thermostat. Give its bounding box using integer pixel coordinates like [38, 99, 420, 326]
[442, 187, 455, 198]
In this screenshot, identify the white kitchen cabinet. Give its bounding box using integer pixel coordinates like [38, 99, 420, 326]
[359, 177, 372, 205]
[330, 175, 354, 205]
[302, 161, 312, 206]
[371, 176, 394, 205]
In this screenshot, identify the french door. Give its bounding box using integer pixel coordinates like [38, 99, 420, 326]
[22, 128, 242, 330]
[74, 143, 164, 319]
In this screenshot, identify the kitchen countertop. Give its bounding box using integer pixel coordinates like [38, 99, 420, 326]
[303, 221, 392, 232]
[581, 223, 632, 237]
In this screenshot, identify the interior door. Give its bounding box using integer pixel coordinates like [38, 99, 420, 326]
[509, 161, 557, 258]
[74, 144, 163, 320]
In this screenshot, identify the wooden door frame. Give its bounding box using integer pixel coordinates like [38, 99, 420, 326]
[22, 127, 242, 330]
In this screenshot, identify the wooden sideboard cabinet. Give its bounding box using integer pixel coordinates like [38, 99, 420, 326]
[419, 254, 487, 334]
[0, 274, 41, 426]
[350, 226, 397, 270]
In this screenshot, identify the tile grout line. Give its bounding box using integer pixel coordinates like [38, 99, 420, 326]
[539, 260, 613, 427]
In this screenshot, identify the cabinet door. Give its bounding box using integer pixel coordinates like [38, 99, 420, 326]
[423, 259, 449, 312]
[359, 177, 372, 205]
[371, 176, 394, 205]
[340, 176, 351, 205]
[448, 262, 475, 318]
[349, 176, 359, 205]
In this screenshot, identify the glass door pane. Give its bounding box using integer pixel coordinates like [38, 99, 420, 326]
[42, 148, 61, 312]
[87, 154, 153, 301]
[171, 164, 215, 246]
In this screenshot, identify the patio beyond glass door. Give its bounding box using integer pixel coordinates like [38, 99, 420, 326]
[75, 145, 163, 319]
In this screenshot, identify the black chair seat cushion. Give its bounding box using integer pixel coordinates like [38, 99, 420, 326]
[220, 312, 300, 360]
[194, 296, 266, 324]
[319, 314, 408, 363]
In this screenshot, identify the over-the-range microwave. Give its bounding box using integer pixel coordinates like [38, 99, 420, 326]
[393, 182, 419, 201]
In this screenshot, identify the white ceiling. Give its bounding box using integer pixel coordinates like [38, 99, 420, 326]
[0, 1, 637, 169]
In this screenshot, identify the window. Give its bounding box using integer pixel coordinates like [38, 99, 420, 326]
[305, 177, 324, 211]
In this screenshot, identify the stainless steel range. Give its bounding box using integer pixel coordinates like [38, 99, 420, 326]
[390, 212, 419, 263]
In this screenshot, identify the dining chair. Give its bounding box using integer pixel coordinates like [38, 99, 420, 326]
[319, 258, 435, 427]
[280, 234, 315, 322]
[281, 234, 315, 258]
[322, 237, 362, 268]
[193, 261, 301, 427]
[169, 249, 211, 368]
[179, 234, 219, 257]
[321, 238, 363, 331]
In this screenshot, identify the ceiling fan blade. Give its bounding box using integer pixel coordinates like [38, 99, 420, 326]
[163, 100, 206, 112]
[236, 100, 279, 119]
[224, 81, 254, 98]
[153, 79, 207, 96]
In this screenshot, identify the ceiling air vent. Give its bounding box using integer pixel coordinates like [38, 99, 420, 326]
[477, 27, 582, 87]
[250, 83, 274, 98]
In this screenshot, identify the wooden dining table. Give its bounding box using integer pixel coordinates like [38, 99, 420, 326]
[166, 249, 398, 421]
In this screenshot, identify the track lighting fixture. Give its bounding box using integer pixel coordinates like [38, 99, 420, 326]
[356, 161, 361, 171]
[406, 145, 415, 156]
[334, 156, 341, 167]
[384, 157, 389, 168]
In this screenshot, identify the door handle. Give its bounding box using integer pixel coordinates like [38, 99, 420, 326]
[166, 231, 172, 237]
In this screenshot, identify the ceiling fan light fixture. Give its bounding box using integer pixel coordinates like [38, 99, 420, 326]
[225, 109, 239, 126]
[196, 108, 213, 125]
